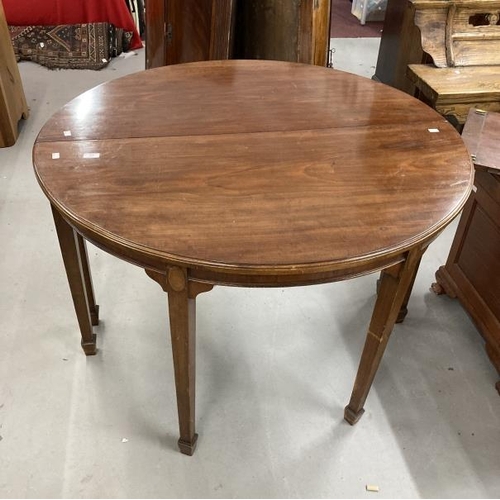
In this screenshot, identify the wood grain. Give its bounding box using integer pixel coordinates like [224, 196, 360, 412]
[435, 109, 500, 390]
[413, 1, 500, 68]
[0, 0, 29, 147]
[34, 60, 474, 454]
[52, 206, 97, 355]
[145, 0, 235, 69]
[374, 0, 430, 94]
[408, 64, 500, 122]
[34, 61, 472, 278]
[145, 0, 166, 69]
[406, 0, 500, 125]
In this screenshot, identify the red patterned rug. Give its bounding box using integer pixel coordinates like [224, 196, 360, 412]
[9, 22, 133, 70]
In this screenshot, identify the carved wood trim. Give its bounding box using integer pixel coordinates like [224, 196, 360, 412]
[446, 4, 457, 66]
[145, 268, 168, 291]
[145, 268, 213, 298]
[188, 281, 214, 299]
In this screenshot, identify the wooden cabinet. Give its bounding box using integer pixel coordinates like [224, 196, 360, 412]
[145, 0, 331, 69]
[0, 0, 28, 147]
[434, 109, 500, 393]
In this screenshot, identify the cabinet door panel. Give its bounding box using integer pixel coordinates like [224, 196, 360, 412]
[145, 0, 329, 68]
[165, 0, 212, 65]
[234, 0, 331, 66]
[146, 0, 235, 68]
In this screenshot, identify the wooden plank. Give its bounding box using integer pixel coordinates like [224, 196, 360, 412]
[408, 64, 500, 102]
[0, 0, 28, 147]
[145, 0, 166, 69]
[209, 0, 236, 60]
[414, 8, 448, 67]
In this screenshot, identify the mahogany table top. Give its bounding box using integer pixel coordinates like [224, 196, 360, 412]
[33, 60, 472, 280]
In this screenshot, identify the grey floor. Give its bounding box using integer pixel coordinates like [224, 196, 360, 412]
[1, 39, 499, 499]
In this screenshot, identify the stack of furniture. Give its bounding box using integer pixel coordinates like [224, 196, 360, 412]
[407, 0, 500, 127]
[375, 0, 500, 127]
[434, 109, 500, 394]
[145, 0, 331, 69]
[0, 0, 28, 148]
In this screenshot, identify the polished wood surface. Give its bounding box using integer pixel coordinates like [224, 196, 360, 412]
[434, 109, 500, 390]
[34, 61, 471, 273]
[0, 0, 28, 147]
[33, 60, 473, 455]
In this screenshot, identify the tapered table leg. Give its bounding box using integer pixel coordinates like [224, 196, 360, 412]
[52, 205, 97, 355]
[76, 233, 100, 326]
[396, 255, 422, 323]
[167, 267, 198, 455]
[344, 247, 425, 424]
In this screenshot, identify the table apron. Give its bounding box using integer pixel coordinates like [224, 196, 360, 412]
[59, 209, 440, 289]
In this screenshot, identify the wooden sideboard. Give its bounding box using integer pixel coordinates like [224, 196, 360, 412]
[0, 0, 28, 147]
[145, 0, 331, 69]
[434, 109, 500, 393]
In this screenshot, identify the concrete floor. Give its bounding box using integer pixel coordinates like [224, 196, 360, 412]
[0, 41, 499, 498]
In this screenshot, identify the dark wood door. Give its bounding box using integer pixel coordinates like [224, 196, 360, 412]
[233, 0, 331, 66]
[145, 0, 330, 69]
[145, 0, 235, 69]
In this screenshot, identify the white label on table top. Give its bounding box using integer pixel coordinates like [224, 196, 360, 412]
[63, 130, 72, 137]
[51, 152, 60, 160]
[83, 153, 100, 159]
[428, 128, 440, 133]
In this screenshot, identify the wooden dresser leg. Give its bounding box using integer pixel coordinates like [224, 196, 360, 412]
[167, 267, 198, 455]
[51, 205, 97, 355]
[345, 247, 425, 424]
[432, 265, 458, 298]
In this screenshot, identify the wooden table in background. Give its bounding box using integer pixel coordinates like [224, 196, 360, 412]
[33, 60, 472, 455]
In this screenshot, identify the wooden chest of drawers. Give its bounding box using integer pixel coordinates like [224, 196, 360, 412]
[434, 109, 500, 392]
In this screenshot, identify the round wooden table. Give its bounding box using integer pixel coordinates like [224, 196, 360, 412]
[33, 60, 472, 455]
